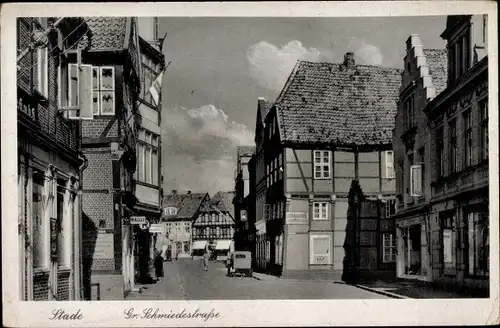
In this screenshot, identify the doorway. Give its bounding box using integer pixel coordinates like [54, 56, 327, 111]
[402, 225, 422, 276]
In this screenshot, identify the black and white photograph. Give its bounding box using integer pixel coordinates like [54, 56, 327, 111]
[1, 2, 498, 327]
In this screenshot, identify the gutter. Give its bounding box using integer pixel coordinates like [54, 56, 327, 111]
[77, 121, 89, 300]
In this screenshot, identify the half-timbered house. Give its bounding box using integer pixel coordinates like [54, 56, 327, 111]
[256, 52, 401, 279]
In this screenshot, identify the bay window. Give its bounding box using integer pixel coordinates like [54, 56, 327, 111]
[136, 129, 160, 185]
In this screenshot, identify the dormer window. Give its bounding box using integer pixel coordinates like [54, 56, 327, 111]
[164, 207, 178, 216]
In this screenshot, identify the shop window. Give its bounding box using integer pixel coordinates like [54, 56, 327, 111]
[310, 235, 331, 265]
[382, 233, 396, 263]
[313, 202, 328, 220]
[441, 214, 456, 271]
[314, 150, 331, 179]
[57, 180, 69, 268]
[183, 242, 190, 254]
[467, 212, 489, 277]
[32, 170, 46, 270]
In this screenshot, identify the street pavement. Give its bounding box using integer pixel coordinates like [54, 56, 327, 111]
[126, 259, 390, 300]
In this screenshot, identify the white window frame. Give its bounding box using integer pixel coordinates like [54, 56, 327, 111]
[410, 164, 423, 197]
[36, 47, 49, 98]
[30, 165, 50, 272]
[98, 66, 116, 116]
[382, 233, 397, 263]
[385, 151, 395, 179]
[309, 234, 331, 265]
[313, 202, 329, 221]
[313, 150, 331, 179]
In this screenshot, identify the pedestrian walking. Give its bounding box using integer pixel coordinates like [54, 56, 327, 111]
[203, 244, 210, 271]
[154, 250, 164, 282]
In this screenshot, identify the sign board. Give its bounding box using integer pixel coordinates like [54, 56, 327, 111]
[130, 216, 146, 224]
[149, 223, 165, 234]
[50, 218, 59, 261]
[93, 233, 114, 260]
[286, 212, 308, 225]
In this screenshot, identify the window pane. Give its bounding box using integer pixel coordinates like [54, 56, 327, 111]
[313, 237, 329, 254]
[145, 147, 151, 183]
[69, 64, 79, 107]
[92, 93, 100, 115]
[100, 68, 114, 90]
[152, 150, 158, 185]
[100, 91, 115, 115]
[57, 183, 66, 266]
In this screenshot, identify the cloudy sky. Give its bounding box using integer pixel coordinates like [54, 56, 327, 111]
[158, 16, 447, 194]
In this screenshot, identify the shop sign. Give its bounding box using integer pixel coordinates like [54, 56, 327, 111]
[149, 223, 165, 234]
[130, 216, 147, 224]
[286, 212, 308, 225]
[50, 218, 59, 261]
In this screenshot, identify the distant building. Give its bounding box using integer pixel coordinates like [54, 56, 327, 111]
[17, 17, 89, 301]
[234, 146, 256, 252]
[193, 191, 236, 256]
[162, 191, 210, 258]
[253, 98, 273, 271]
[253, 53, 401, 279]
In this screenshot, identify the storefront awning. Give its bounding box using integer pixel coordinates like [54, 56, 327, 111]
[192, 240, 208, 250]
[215, 240, 233, 250]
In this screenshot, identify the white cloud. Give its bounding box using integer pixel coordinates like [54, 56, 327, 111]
[247, 40, 334, 92]
[348, 39, 384, 66]
[162, 104, 254, 194]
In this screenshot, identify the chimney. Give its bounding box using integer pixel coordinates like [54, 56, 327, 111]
[344, 52, 355, 67]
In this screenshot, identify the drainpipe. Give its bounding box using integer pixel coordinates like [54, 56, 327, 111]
[77, 121, 88, 300]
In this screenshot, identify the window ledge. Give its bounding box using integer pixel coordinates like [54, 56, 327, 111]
[33, 267, 50, 277]
[58, 266, 71, 274]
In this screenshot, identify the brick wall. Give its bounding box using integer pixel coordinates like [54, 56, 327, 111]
[82, 118, 119, 138]
[57, 271, 70, 300]
[33, 276, 49, 301]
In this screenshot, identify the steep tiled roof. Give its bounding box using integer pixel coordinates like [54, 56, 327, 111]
[275, 60, 402, 146]
[424, 48, 448, 96]
[200, 191, 235, 219]
[85, 17, 128, 51]
[237, 146, 256, 157]
[163, 192, 208, 220]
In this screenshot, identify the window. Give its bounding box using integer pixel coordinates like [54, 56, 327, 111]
[480, 100, 488, 160]
[32, 170, 46, 269]
[36, 47, 48, 98]
[467, 212, 489, 277]
[450, 28, 471, 83]
[278, 153, 283, 180]
[184, 223, 190, 234]
[313, 202, 328, 220]
[403, 94, 415, 130]
[436, 127, 445, 177]
[264, 204, 271, 220]
[92, 66, 115, 116]
[164, 207, 177, 216]
[463, 110, 472, 167]
[144, 144, 151, 183]
[137, 144, 145, 182]
[314, 150, 331, 179]
[310, 235, 331, 265]
[410, 165, 423, 197]
[385, 199, 396, 218]
[176, 224, 181, 234]
[385, 151, 395, 179]
[449, 119, 458, 173]
[382, 233, 397, 263]
[418, 147, 425, 190]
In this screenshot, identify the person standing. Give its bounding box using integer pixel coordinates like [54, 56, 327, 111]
[203, 244, 210, 271]
[154, 250, 164, 282]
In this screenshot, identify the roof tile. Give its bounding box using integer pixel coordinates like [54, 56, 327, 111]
[85, 17, 128, 51]
[275, 60, 402, 146]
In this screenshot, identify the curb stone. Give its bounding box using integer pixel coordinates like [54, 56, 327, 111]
[353, 284, 409, 299]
